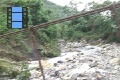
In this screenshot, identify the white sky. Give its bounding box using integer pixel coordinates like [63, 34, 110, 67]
[48, 0, 119, 11]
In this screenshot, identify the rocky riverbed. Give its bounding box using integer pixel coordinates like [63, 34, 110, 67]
[28, 40, 120, 80]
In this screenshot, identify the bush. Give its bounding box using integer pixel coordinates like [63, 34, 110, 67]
[71, 31, 84, 41]
[0, 59, 19, 78]
[16, 61, 30, 80]
[41, 40, 60, 57]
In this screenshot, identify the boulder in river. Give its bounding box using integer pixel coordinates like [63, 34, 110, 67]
[109, 58, 120, 65]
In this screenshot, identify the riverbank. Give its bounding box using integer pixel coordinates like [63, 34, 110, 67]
[28, 40, 120, 80]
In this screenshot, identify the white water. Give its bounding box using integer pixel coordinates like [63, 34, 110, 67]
[48, 44, 102, 65]
[29, 43, 102, 69]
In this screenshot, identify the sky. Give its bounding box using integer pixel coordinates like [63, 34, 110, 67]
[48, 0, 119, 11]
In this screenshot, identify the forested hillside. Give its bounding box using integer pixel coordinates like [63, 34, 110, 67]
[42, 0, 79, 20]
[0, 0, 120, 79]
[42, 0, 65, 20]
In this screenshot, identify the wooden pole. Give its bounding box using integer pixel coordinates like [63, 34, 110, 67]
[30, 28, 45, 80]
[111, 3, 120, 39]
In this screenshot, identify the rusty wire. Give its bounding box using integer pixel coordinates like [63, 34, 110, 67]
[0, 2, 120, 38]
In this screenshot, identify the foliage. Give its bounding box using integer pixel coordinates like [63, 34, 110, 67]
[0, 59, 19, 78]
[16, 61, 30, 80]
[64, 0, 120, 42]
[0, 60, 30, 79]
[43, 0, 66, 20]
[41, 40, 60, 57]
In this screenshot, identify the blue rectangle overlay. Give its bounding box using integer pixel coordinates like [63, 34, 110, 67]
[12, 22, 22, 28]
[12, 7, 22, 12]
[7, 7, 28, 28]
[12, 13, 22, 21]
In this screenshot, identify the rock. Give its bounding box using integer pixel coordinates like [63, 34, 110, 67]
[50, 71, 59, 77]
[90, 61, 98, 68]
[29, 60, 52, 69]
[54, 63, 57, 67]
[80, 40, 87, 44]
[64, 63, 90, 79]
[80, 53, 84, 55]
[55, 65, 66, 71]
[81, 78, 88, 80]
[55, 71, 59, 76]
[71, 63, 90, 74]
[70, 73, 79, 80]
[79, 74, 87, 77]
[109, 58, 120, 65]
[97, 64, 105, 69]
[55, 78, 61, 80]
[90, 71, 105, 80]
[114, 65, 120, 69]
[77, 53, 82, 56]
[57, 60, 64, 64]
[101, 44, 111, 48]
[65, 56, 74, 61]
[28, 61, 39, 69]
[50, 72, 56, 77]
[68, 65, 74, 69]
[59, 73, 64, 77]
[85, 46, 95, 50]
[41, 60, 52, 69]
[78, 63, 90, 73]
[87, 68, 96, 73]
[62, 76, 70, 80]
[51, 77, 57, 80]
[43, 74, 51, 80]
[105, 47, 111, 50]
[30, 70, 41, 78]
[77, 77, 88, 80]
[95, 73, 104, 80]
[71, 60, 76, 63]
[76, 49, 81, 52]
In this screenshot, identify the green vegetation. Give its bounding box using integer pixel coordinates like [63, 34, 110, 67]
[0, 0, 120, 79]
[0, 59, 20, 78]
[0, 59, 30, 79]
[62, 1, 120, 42]
[16, 61, 30, 80]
